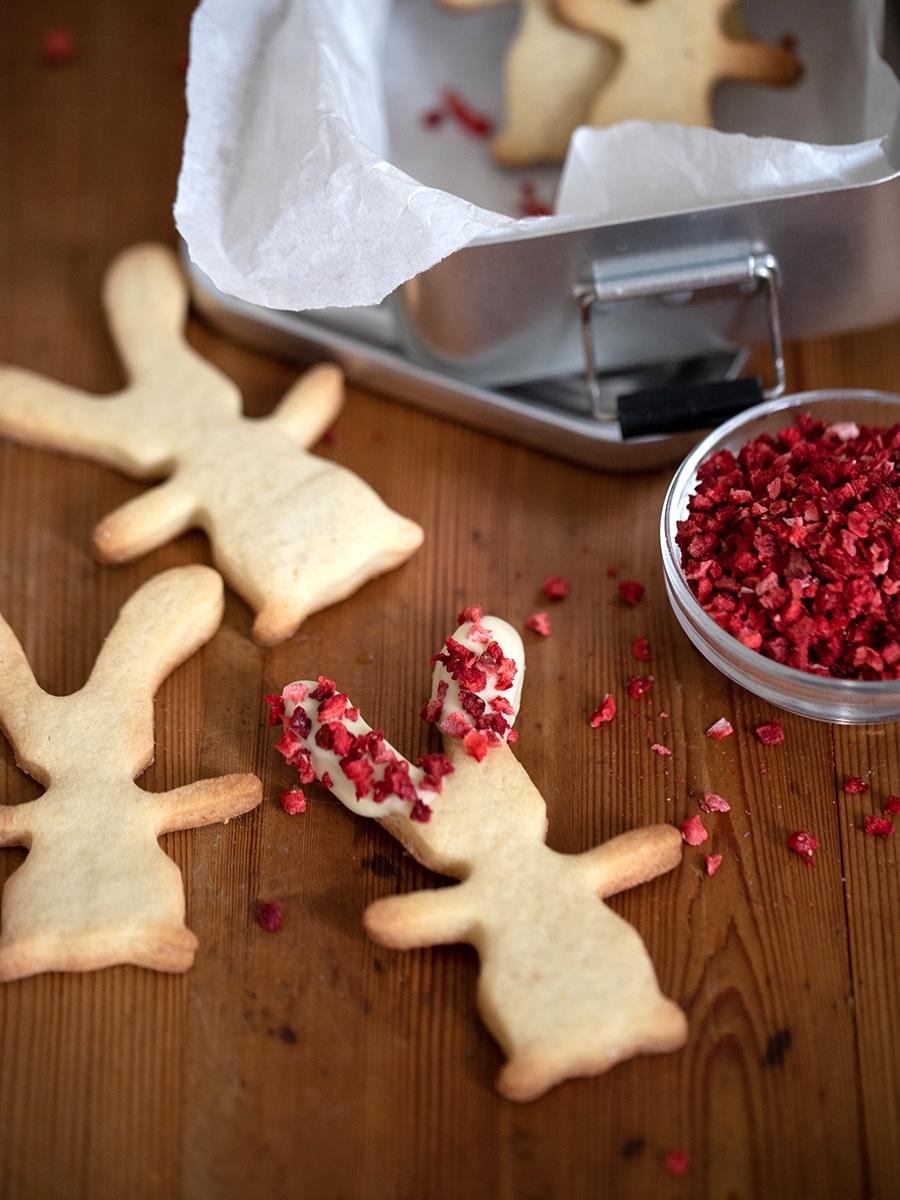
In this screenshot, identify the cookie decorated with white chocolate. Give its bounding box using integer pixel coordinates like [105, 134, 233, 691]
[269, 607, 687, 1101]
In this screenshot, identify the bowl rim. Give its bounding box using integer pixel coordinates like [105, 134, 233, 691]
[660, 387, 900, 706]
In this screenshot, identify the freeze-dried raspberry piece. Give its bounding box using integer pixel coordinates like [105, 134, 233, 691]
[632, 637, 651, 661]
[627, 675, 654, 699]
[664, 1149, 690, 1176]
[590, 694, 616, 726]
[41, 28, 76, 66]
[863, 815, 893, 837]
[525, 612, 552, 636]
[463, 729, 490, 762]
[618, 580, 645, 605]
[279, 787, 306, 815]
[700, 791, 730, 813]
[787, 830, 819, 859]
[310, 676, 336, 700]
[679, 815, 708, 845]
[257, 901, 283, 932]
[704, 853, 723, 875]
[755, 721, 785, 745]
[457, 604, 484, 623]
[883, 795, 900, 814]
[264, 693, 286, 725]
[843, 776, 869, 794]
[706, 717, 734, 740]
[650, 743, 672, 756]
[544, 575, 569, 600]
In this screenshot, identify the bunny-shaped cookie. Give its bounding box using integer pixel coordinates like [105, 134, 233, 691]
[270, 610, 687, 1100]
[0, 244, 423, 645]
[0, 566, 261, 980]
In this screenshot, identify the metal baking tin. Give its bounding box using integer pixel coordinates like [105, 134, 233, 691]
[186, 0, 900, 471]
[187, 150, 900, 472]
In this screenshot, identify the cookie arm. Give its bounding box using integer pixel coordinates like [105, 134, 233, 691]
[0, 368, 172, 476]
[577, 824, 683, 898]
[266, 363, 344, 448]
[364, 883, 476, 950]
[0, 802, 36, 847]
[92, 478, 199, 563]
[151, 774, 263, 834]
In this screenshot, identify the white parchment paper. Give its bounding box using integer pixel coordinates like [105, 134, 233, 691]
[174, 0, 900, 313]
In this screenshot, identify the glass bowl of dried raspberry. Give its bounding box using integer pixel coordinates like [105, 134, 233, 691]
[661, 389, 900, 723]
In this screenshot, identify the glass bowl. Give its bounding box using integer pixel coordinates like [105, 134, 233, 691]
[661, 389, 900, 724]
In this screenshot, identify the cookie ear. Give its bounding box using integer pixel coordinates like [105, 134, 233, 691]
[101, 243, 189, 378]
[86, 566, 224, 706]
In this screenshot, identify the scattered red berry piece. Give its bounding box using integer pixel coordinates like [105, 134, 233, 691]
[863, 815, 894, 837]
[279, 787, 307, 815]
[700, 791, 730, 813]
[41, 28, 75, 66]
[680, 815, 708, 846]
[632, 636, 651, 661]
[543, 575, 569, 600]
[755, 721, 785, 746]
[618, 580, 645, 605]
[525, 612, 552, 636]
[664, 1148, 690, 1176]
[590, 694, 616, 726]
[257, 901, 283, 932]
[787, 830, 819, 860]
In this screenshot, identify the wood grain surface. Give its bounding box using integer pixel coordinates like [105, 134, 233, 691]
[1, 3, 899, 1198]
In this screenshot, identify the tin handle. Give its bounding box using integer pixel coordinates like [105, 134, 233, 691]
[576, 252, 786, 426]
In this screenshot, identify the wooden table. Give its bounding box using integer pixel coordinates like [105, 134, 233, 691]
[1, 4, 899, 1198]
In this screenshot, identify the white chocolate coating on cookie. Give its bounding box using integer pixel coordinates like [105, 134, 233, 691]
[278, 614, 523, 821]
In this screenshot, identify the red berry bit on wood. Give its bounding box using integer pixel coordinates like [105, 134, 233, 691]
[279, 787, 307, 815]
[863, 815, 894, 837]
[755, 721, 785, 746]
[843, 776, 869, 794]
[590, 694, 616, 726]
[543, 575, 569, 600]
[41, 28, 75, 66]
[632, 636, 651, 661]
[675, 414, 900, 679]
[705, 853, 724, 876]
[257, 901, 283, 932]
[883, 795, 900, 814]
[787, 830, 819, 861]
[679, 815, 708, 846]
[618, 580, 645, 606]
[664, 1148, 690, 1176]
[706, 717, 734, 740]
[525, 612, 552, 636]
[700, 791, 730, 813]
